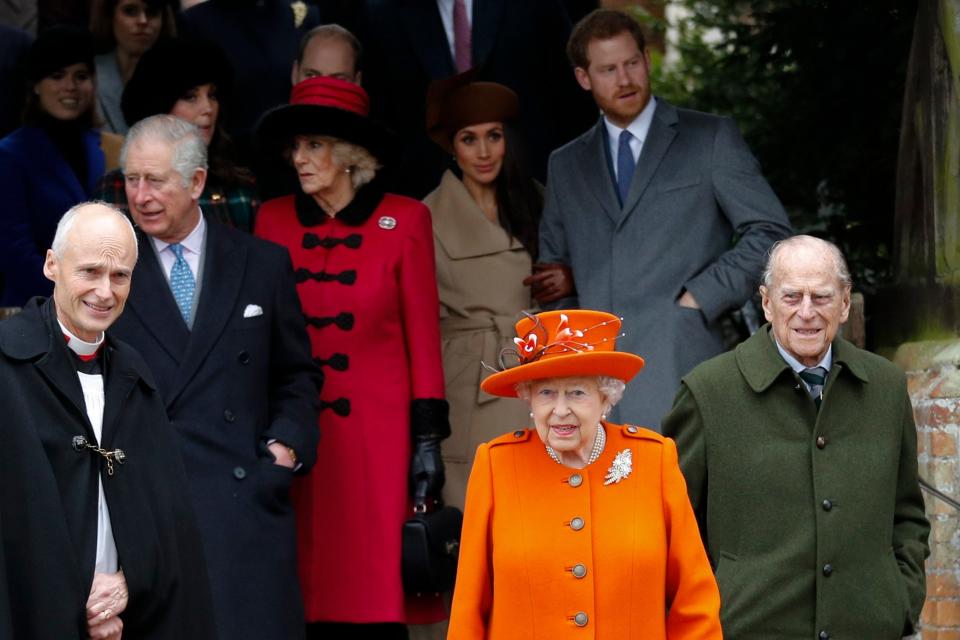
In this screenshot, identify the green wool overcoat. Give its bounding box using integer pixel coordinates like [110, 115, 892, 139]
[662, 326, 929, 640]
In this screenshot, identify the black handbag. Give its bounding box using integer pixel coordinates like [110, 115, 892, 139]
[401, 502, 463, 595]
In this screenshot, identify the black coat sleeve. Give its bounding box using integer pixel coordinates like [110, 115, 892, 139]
[263, 249, 322, 471]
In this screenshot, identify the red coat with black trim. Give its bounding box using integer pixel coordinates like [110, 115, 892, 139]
[256, 180, 447, 623]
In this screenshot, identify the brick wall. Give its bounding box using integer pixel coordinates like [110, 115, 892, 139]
[897, 340, 960, 639]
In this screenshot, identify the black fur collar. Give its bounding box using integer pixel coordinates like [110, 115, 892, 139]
[293, 176, 387, 228]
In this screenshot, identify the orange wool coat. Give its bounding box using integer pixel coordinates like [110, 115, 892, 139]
[448, 424, 722, 639]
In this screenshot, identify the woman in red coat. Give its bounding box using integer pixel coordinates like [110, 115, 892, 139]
[255, 77, 449, 639]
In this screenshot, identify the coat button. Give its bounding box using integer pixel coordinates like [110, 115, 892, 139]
[513, 430, 524, 438]
[233, 466, 247, 480]
[569, 474, 583, 488]
[821, 499, 833, 511]
[570, 517, 584, 531]
[238, 351, 251, 364]
[626, 426, 638, 434]
[819, 632, 830, 640]
[816, 435, 827, 449]
[223, 409, 236, 423]
[571, 564, 587, 579]
[573, 612, 588, 627]
[822, 563, 833, 576]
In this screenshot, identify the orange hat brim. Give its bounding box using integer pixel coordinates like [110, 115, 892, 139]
[480, 351, 645, 398]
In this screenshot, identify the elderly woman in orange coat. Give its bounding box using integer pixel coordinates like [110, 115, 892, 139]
[448, 310, 722, 639]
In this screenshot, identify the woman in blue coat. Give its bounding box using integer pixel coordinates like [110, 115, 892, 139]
[0, 26, 122, 307]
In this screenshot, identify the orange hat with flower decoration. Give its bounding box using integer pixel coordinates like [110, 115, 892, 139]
[480, 310, 645, 398]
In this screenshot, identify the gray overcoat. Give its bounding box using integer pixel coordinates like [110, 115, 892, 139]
[540, 99, 791, 428]
[663, 327, 930, 639]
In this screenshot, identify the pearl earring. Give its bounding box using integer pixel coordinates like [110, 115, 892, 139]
[529, 412, 534, 418]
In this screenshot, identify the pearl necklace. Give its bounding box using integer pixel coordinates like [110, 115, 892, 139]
[546, 424, 606, 466]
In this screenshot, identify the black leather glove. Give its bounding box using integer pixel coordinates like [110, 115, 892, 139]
[410, 436, 445, 507]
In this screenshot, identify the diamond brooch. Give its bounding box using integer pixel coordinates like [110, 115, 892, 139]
[603, 448, 632, 485]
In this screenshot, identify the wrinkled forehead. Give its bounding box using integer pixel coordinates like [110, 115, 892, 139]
[66, 220, 137, 266]
[770, 248, 844, 291]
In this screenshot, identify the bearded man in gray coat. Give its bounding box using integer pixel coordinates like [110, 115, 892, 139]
[663, 236, 929, 639]
[531, 9, 791, 429]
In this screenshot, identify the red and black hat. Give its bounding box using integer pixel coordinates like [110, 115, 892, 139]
[256, 76, 397, 166]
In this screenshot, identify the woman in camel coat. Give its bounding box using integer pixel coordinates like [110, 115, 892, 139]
[423, 72, 543, 509]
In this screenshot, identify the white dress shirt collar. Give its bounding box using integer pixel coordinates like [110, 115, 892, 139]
[151, 210, 206, 280]
[150, 210, 205, 256]
[604, 96, 657, 170]
[774, 335, 833, 374]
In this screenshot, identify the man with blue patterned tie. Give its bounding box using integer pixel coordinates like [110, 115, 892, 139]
[535, 9, 792, 430]
[110, 114, 321, 640]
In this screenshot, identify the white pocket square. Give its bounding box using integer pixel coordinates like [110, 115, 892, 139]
[243, 304, 263, 318]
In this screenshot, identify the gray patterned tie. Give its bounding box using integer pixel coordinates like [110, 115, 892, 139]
[169, 243, 196, 324]
[799, 367, 827, 410]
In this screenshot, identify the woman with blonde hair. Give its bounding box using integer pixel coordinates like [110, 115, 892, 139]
[255, 77, 449, 638]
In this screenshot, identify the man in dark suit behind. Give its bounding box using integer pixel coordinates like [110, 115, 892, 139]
[534, 9, 792, 429]
[110, 114, 321, 640]
[360, 0, 596, 198]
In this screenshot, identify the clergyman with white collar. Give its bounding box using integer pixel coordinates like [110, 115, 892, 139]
[0, 201, 215, 639]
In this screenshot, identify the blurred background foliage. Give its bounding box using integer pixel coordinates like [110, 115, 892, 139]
[627, 0, 918, 293]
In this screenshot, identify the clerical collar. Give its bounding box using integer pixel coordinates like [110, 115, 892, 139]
[771, 330, 832, 374]
[58, 319, 105, 358]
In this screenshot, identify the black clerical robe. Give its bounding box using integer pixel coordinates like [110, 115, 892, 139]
[0, 298, 216, 639]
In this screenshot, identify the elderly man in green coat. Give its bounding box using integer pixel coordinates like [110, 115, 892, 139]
[663, 235, 929, 640]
